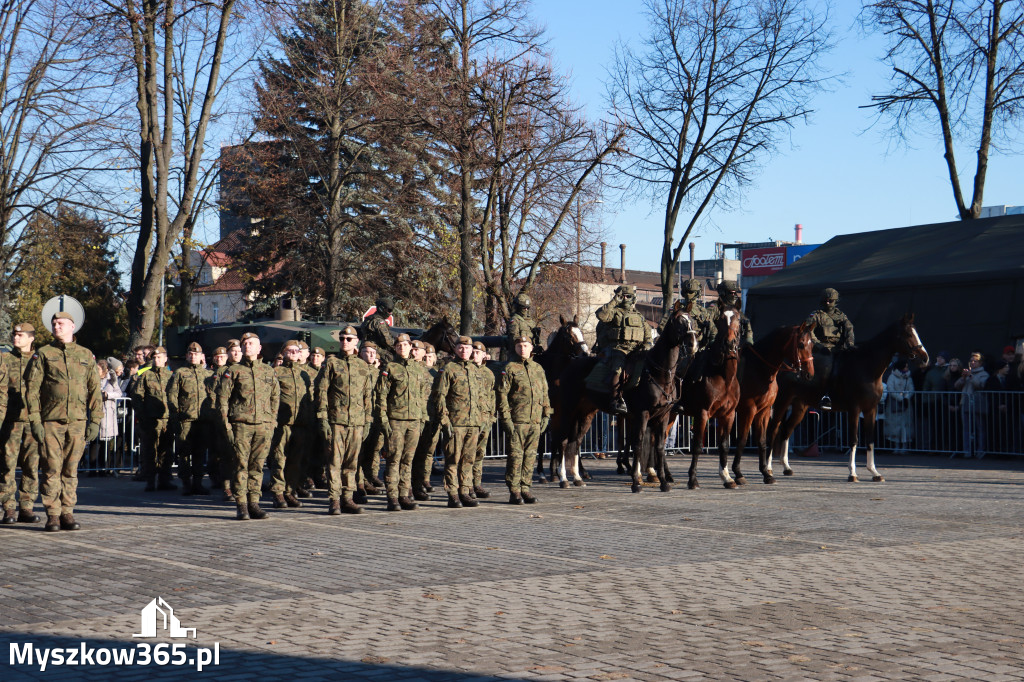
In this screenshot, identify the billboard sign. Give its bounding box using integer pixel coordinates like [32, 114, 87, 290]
[741, 247, 787, 276]
[786, 244, 819, 265]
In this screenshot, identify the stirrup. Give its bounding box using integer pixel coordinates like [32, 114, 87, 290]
[819, 395, 832, 411]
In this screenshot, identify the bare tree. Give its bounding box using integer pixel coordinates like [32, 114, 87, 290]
[0, 0, 116, 335]
[863, 0, 1024, 219]
[83, 0, 266, 350]
[475, 59, 624, 333]
[609, 0, 832, 316]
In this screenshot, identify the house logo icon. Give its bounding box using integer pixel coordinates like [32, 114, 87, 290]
[133, 597, 197, 639]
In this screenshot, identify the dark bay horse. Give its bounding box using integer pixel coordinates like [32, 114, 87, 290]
[625, 303, 699, 493]
[732, 323, 815, 485]
[533, 315, 591, 485]
[419, 318, 460, 356]
[767, 314, 928, 482]
[675, 307, 742, 489]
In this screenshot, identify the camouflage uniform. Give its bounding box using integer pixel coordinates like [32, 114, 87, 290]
[377, 355, 430, 501]
[412, 364, 442, 496]
[506, 313, 535, 358]
[316, 353, 374, 503]
[471, 359, 498, 493]
[208, 359, 234, 496]
[1, 348, 40, 517]
[357, 355, 384, 493]
[586, 286, 651, 410]
[132, 364, 175, 488]
[434, 355, 480, 500]
[26, 339, 101, 519]
[360, 308, 395, 363]
[167, 360, 211, 492]
[805, 288, 855, 389]
[271, 358, 314, 499]
[498, 355, 551, 496]
[217, 357, 280, 505]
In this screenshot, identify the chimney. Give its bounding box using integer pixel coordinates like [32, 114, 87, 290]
[794, 223, 803, 244]
[600, 242, 607, 280]
[619, 244, 626, 283]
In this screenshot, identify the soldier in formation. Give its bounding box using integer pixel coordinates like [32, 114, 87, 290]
[167, 342, 210, 495]
[133, 346, 176, 492]
[1, 323, 41, 525]
[470, 342, 496, 500]
[498, 336, 550, 504]
[270, 340, 314, 509]
[376, 333, 430, 511]
[434, 336, 481, 508]
[412, 342, 441, 500]
[805, 287, 855, 409]
[506, 293, 536, 359]
[317, 326, 374, 514]
[26, 311, 101, 531]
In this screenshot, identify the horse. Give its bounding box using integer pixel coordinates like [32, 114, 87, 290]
[674, 306, 742, 490]
[767, 313, 929, 482]
[625, 302, 699, 493]
[533, 315, 591, 485]
[554, 303, 698, 490]
[419, 317, 460, 356]
[731, 323, 815, 485]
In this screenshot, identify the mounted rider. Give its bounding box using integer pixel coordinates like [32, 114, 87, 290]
[586, 284, 651, 415]
[505, 293, 539, 359]
[659, 278, 713, 381]
[360, 296, 396, 363]
[805, 287, 855, 410]
[709, 280, 753, 347]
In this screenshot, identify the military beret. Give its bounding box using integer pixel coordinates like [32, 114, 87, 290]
[12, 322, 34, 333]
[395, 333, 411, 345]
[458, 336, 473, 346]
[282, 340, 301, 351]
[52, 311, 74, 322]
[313, 346, 325, 355]
[213, 346, 227, 356]
[472, 341, 486, 351]
[513, 335, 532, 344]
[423, 342, 435, 353]
[341, 326, 358, 337]
[153, 346, 168, 355]
[240, 332, 260, 342]
[227, 339, 241, 348]
[297, 341, 309, 350]
[187, 342, 203, 353]
[361, 341, 378, 350]
[411, 340, 424, 350]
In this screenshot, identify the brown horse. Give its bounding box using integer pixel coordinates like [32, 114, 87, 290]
[675, 306, 742, 489]
[419, 318, 460, 356]
[767, 313, 929, 482]
[731, 323, 815, 485]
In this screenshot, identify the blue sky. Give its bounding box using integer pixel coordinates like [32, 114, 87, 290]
[533, 0, 1021, 273]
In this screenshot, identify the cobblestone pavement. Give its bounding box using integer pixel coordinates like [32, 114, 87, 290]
[2, 451, 1023, 680]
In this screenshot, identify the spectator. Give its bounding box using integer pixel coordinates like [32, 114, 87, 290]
[884, 359, 914, 453]
[86, 361, 122, 475]
[954, 352, 989, 458]
[921, 351, 949, 451]
[986, 360, 1012, 453]
[944, 357, 964, 456]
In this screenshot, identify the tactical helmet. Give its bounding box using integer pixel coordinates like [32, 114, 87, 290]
[821, 287, 839, 303]
[682, 279, 702, 298]
[514, 293, 532, 310]
[717, 280, 740, 305]
[375, 297, 394, 313]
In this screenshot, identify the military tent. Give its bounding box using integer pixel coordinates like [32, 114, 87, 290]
[745, 214, 1024, 359]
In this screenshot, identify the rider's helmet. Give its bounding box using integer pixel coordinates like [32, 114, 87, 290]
[681, 278, 702, 301]
[514, 293, 531, 312]
[820, 288, 839, 313]
[375, 297, 394, 315]
[716, 280, 741, 307]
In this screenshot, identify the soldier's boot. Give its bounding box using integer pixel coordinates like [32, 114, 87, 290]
[144, 478, 157, 492]
[353, 487, 368, 505]
[296, 488, 313, 499]
[412, 487, 430, 501]
[508, 491, 523, 505]
[17, 509, 40, 524]
[45, 515, 61, 532]
[386, 497, 401, 512]
[222, 485, 235, 503]
[1, 509, 16, 525]
[235, 503, 250, 521]
[398, 496, 418, 511]
[423, 478, 434, 492]
[447, 494, 462, 509]
[327, 498, 341, 516]
[473, 485, 491, 499]
[459, 492, 478, 508]
[521, 490, 537, 504]
[191, 478, 209, 495]
[371, 475, 384, 489]
[363, 482, 379, 495]
[272, 493, 288, 509]
[609, 371, 628, 415]
[340, 496, 363, 515]
[283, 492, 302, 508]
[59, 513, 81, 531]
[247, 502, 268, 520]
